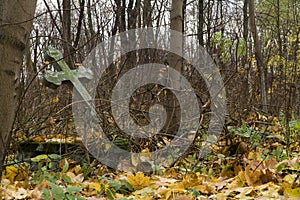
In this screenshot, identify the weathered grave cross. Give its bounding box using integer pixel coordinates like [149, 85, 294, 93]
[43, 46, 96, 116]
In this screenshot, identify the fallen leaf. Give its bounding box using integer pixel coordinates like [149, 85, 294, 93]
[127, 172, 150, 190]
[284, 187, 300, 199]
[2, 166, 28, 183]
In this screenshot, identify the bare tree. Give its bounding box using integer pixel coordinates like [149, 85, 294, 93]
[198, 0, 204, 46]
[0, 0, 37, 179]
[248, 0, 267, 112]
[164, 0, 183, 134]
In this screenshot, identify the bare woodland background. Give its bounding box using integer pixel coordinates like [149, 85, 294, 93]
[1, 0, 299, 167]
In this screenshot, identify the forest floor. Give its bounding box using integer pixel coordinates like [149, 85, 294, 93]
[1, 114, 300, 200]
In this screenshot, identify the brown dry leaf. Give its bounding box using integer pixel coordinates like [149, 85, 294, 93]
[194, 183, 216, 195]
[35, 180, 49, 191]
[164, 168, 179, 178]
[227, 171, 246, 189]
[248, 160, 264, 170]
[68, 165, 82, 175]
[72, 173, 84, 183]
[13, 187, 28, 199]
[176, 194, 193, 200]
[29, 188, 42, 200]
[278, 158, 300, 170]
[32, 136, 46, 142]
[127, 172, 150, 190]
[216, 193, 227, 200]
[247, 151, 261, 161]
[237, 141, 250, 155]
[234, 186, 254, 199]
[16, 181, 30, 190]
[258, 182, 281, 199]
[154, 176, 178, 188]
[244, 164, 262, 186]
[49, 116, 57, 125]
[220, 165, 235, 178]
[178, 172, 203, 189]
[3, 186, 28, 200]
[260, 169, 276, 184]
[264, 158, 278, 171]
[161, 187, 185, 200]
[66, 171, 76, 181]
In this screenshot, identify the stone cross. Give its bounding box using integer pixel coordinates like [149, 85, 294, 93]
[43, 46, 96, 116]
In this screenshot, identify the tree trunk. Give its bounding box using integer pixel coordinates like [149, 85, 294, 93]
[198, 0, 204, 46]
[164, 0, 183, 135]
[62, 0, 73, 68]
[0, 0, 37, 179]
[248, 0, 268, 112]
[242, 0, 251, 109]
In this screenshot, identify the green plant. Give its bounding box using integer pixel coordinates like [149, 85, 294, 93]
[30, 155, 72, 185]
[41, 181, 84, 200]
[228, 124, 262, 149]
[186, 187, 200, 198]
[31, 154, 61, 170]
[289, 119, 300, 141]
[98, 175, 133, 200]
[271, 146, 287, 162]
[81, 163, 92, 180]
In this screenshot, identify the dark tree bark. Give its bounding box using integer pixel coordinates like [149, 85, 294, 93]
[198, 0, 204, 46]
[241, 0, 251, 109]
[74, 0, 85, 48]
[248, 0, 267, 112]
[62, 0, 74, 68]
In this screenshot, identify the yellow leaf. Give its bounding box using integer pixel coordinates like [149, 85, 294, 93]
[127, 172, 150, 190]
[284, 187, 300, 199]
[283, 174, 296, 185]
[2, 166, 28, 183]
[51, 96, 59, 103]
[248, 57, 255, 64]
[69, 165, 82, 175]
[89, 182, 102, 192]
[228, 171, 246, 189]
[216, 193, 227, 200]
[179, 172, 203, 189]
[164, 168, 178, 178]
[32, 136, 46, 142]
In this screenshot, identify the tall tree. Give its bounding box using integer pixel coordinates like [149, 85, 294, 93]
[0, 0, 37, 179]
[165, 0, 183, 134]
[62, 0, 73, 68]
[198, 0, 204, 46]
[241, 0, 251, 109]
[248, 0, 267, 112]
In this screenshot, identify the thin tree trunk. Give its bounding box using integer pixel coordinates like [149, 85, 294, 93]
[198, 0, 204, 46]
[165, 0, 183, 134]
[74, 0, 85, 48]
[248, 0, 267, 112]
[242, 0, 251, 108]
[62, 0, 73, 68]
[207, 0, 212, 52]
[87, 0, 95, 49]
[0, 0, 37, 180]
